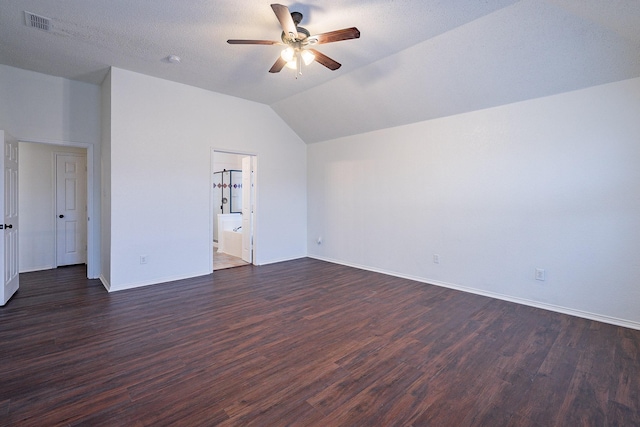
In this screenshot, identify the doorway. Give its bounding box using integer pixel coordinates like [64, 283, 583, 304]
[19, 142, 89, 273]
[211, 150, 256, 271]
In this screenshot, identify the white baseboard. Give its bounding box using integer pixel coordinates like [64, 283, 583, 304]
[19, 265, 55, 273]
[255, 255, 306, 267]
[106, 270, 212, 292]
[309, 255, 640, 331]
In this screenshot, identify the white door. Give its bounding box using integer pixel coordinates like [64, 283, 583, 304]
[56, 154, 87, 266]
[1, 131, 19, 306]
[241, 156, 254, 263]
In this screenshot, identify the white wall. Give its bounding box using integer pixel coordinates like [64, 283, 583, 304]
[18, 142, 86, 272]
[308, 77, 640, 329]
[103, 67, 307, 291]
[0, 65, 101, 144]
[0, 64, 102, 278]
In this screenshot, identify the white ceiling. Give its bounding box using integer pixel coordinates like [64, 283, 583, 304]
[1, 0, 639, 143]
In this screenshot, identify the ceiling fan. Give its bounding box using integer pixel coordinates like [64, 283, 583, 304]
[227, 4, 360, 75]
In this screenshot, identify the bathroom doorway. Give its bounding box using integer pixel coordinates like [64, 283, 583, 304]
[211, 150, 256, 271]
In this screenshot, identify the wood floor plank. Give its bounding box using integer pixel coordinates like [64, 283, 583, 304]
[1, 259, 639, 425]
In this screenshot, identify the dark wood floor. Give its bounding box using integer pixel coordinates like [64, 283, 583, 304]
[1, 259, 638, 426]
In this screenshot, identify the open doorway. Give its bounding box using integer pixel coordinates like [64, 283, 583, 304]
[19, 142, 89, 273]
[211, 150, 256, 271]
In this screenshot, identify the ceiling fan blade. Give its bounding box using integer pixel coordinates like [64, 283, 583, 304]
[311, 27, 360, 44]
[269, 57, 287, 73]
[271, 4, 298, 40]
[309, 49, 341, 71]
[227, 39, 279, 45]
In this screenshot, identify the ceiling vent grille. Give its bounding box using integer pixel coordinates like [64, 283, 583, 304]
[24, 11, 51, 31]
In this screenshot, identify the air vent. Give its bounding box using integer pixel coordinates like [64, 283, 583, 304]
[24, 11, 51, 31]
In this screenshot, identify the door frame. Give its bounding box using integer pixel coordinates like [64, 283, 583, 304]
[20, 138, 97, 279]
[210, 148, 257, 272]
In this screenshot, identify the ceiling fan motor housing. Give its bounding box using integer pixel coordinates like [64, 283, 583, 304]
[282, 25, 310, 43]
[291, 11, 303, 25]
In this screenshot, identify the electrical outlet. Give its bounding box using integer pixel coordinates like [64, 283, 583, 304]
[140, 255, 148, 265]
[433, 254, 440, 264]
[535, 268, 545, 281]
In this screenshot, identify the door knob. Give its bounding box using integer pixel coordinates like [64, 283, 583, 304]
[4, 224, 12, 229]
[59, 214, 64, 218]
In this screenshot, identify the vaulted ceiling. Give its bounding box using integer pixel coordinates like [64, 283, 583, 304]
[1, 0, 639, 143]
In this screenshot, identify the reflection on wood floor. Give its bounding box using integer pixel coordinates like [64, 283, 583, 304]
[213, 248, 249, 271]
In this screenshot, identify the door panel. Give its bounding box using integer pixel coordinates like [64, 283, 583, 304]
[56, 154, 87, 266]
[1, 130, 19, 306]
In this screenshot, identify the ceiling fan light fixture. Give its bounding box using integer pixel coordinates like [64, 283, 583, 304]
[301, 50, 315, 65]
[281, 48, 314, 70]
[285, 57, 298, 70]
[280, 47, 295, 63]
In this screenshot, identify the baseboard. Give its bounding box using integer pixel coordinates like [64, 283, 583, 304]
[309, 255, 640, 331]
[19, 265, 55, 273]
[21, 265, 99, 279]
[107, 270, 212, 292]
[254, 255, 307, 267]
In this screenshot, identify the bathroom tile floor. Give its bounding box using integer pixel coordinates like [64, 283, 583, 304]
[213, 249, 249, 271]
